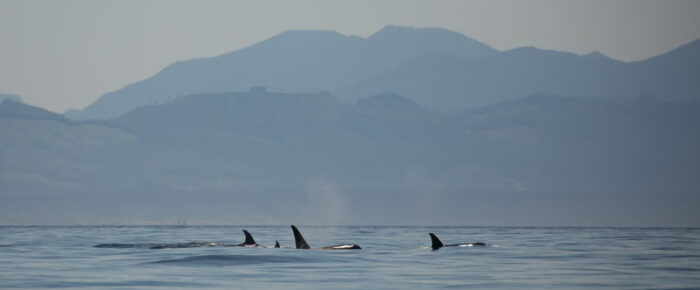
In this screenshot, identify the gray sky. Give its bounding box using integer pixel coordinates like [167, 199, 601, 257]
[1, 0, 699, 113]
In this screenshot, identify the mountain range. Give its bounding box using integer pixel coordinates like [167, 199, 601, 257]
[2, 25, 699, 226]
[0, 94, 22, 104]
[66, 25, 700, 120]
[67, 25, 497, 120]
[2, 91, 699, 226]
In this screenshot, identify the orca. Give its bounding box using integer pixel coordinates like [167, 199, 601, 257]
[272, 240, 295, 249]
[234, 229, 263, 247]
[96, 230, 262, 249]
[291, 225, 361, 250]
[148, 242, 219, 249]
[429, 233, 486, 250]
[150, 229, 263, 249]
[96, 241, 224, 249]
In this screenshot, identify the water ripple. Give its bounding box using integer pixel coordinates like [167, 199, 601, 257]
[146, 254, 316, 266]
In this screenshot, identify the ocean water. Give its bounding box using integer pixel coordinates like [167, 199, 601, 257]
[1, 226, 699, 289]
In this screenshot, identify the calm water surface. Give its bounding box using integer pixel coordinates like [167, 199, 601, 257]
[1, 226, 699, 289]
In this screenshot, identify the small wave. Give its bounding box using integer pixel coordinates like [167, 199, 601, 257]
[94, 243, 154, 249]
[39, 280, 208, 288]
[149, 242, 233, 249]
[147, 254, 314, 266]
[94, 241, 234, 249]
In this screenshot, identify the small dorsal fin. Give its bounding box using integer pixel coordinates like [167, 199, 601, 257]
[291, 225, 310, 249]
[274, 241, 280, 248]
[242, 229, 256, 245]
[429, 233, 444, 250]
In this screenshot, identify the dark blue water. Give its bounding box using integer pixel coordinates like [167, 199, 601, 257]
[1, 226, 699, 288]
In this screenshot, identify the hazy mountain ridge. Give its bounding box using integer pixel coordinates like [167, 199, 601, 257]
[3, 92, 699, 225]
[0, 101, 139, 192]
[68, 25, 498, 120]
[7, 92, 700, 192]
[0, 99, 70, 123]
[4, 29, 700, 224]
[340, 40, 700, 110]
[452, 95, 700, 192]
[66, 26, 699, 120]
[0, 94, 22, 104]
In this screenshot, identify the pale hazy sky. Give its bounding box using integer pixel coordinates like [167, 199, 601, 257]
[1, 0, 699, 113]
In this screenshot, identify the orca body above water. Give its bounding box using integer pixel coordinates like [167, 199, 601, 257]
[234, 230, 263, 247]
[95, 229, 264, 249]
[291, 225, 361, 250]
[429, 233, 487, 250]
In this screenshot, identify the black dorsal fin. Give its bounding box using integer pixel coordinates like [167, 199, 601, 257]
[429, 233, 444, 250]
[242, 230, 256, 245]
[291, 225, 310, 249]
[274, 241, 280, 248]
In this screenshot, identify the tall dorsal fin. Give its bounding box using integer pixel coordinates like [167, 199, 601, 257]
[242, 229, 256, 245]
[429, 233, 444, 250]
[291, 225, 310, 249]
[274, 241, 280, 248]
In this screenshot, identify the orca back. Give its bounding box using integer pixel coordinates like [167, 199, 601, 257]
[291, 225, 311, 249]
[429, 233, 444, 250]
[241, 229, 257, 246]
[321, 244, 362, 250]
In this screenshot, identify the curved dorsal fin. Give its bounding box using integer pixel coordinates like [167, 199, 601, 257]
[274, 241, 280, 248]
[291, 225, 310, 249]
[242, 229, 256, 245]
[429, 233, 444, 250]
